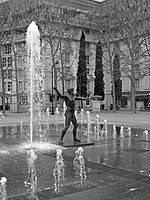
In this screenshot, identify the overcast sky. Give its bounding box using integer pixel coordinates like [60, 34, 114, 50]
[0, 0, 106, 3]
[0, 0, 8, 2]
[93, 0, 105, 2]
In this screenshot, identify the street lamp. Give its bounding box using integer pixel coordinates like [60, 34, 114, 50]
[51, 61, 59, 115]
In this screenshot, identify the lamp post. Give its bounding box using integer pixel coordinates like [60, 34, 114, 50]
[51, 61, 59, 115]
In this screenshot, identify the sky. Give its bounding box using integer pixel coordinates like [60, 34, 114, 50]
[0, 0, 8, 2]
[0, 0, 106, 3]
[93, 0, 106, 2]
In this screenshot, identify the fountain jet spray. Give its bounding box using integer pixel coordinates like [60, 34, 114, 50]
[0, 177, 7, 200]
[73, 147, 86, 186]
[53, 149, 65, 192]
[26, 21, 45, 144]
[120, 126, 124, 138]
[24, 149, 38, 199]
[85, 111, 92, 142]
[55, 108, 59, 131]
[113, 124, 116, 139]
[80, 108, 84, 129]
[127, 127, 131, 138]
[143, 130, 149, 141]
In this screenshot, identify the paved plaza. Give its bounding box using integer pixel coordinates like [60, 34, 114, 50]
[0, 110, 150, 199]
[1, 110, 150, 129]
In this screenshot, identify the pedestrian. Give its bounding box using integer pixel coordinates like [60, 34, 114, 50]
[53, 87, 87, 145]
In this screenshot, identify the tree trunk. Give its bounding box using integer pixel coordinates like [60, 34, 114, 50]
[51, 54, 58, 111]
[2, 78, 6, 116]
[131, 63, 136, 113]
[112, 75, 116, 112]
[0, 44, 5, 115]
[54, 62, 57, 109]
[12, 42, 19, 112]
[131, 79, 136, 113]
[110, 59, 116, 112]
[61, 67, 65, 95]
[59, 43, 65, 95]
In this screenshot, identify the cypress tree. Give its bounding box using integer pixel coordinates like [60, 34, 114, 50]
[94, 41, 105, 100]
[113, 53, 122, 105]
[76, 31, 87, 97]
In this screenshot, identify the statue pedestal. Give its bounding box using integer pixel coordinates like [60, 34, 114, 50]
[92, 100, 101, 112]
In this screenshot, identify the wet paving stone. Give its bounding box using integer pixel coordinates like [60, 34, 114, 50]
[58, 180, 150, 200]
[8, 183, 96, 200]
[102, 192, 150, 200]
[43, 151, 150, 186]
[1, 123, 150, 199]
[122, 148, 150, 153]
[8, 194, 30, 200]
[139, 140, 150, 142]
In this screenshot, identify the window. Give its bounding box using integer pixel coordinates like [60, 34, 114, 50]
[86, 82, 90, 105]
[2, 57, 7, 67]
[19, 81, 24, 91]
[87, 80, 90, 90]
[85, 29, 90, 34]
[19, 95, 28, 105]
[135, 79, 139, 89]
[17, 55, 23, 66]
[86, 98, 90, 105]
[16, 42, 26, 53]
[3, 70, 7, 78]
[135, 64, 139, 72]
[65, 66, 70, 73]
[80, 13, 86, 19]
[7, 69, 12, 79]
[8, 57, 12, 67]
[57, 95, 59, 101]
[86, 55, 89, 65]
[4, 44, 11, 54]
[86, 42, 90, 51]
[86, 68, 90, 74]
[65, 80, 70, 90]
[4, 82, 6, 90]
[63, 41, 71, 50]
[18, 68, 24, 78]
[17, 55, 26, 67]
[7, 82, 12, 91]
[65, 53, 70, 65]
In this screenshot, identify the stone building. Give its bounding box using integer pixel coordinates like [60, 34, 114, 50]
[0, 0, 150, 112]
[0, 0, 104, 112]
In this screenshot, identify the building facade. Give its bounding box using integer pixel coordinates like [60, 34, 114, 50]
[0, 0, 150, 112]
[0, 0, 103, 111]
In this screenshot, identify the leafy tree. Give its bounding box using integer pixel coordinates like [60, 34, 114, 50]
[113, 53, 122, 106]
[0, 2, 11, 115]
[92, 8, 118, 112]
[112, 0, 150, 113]
[34, 2, 79, 109]
[77, 31, 87, 97]
[94, 41, 105, 100]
